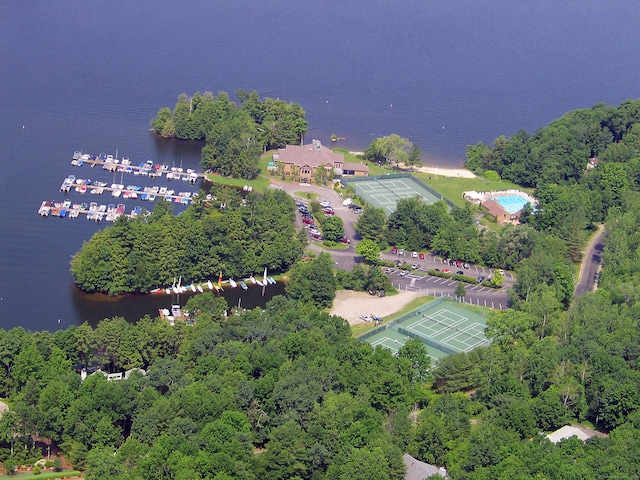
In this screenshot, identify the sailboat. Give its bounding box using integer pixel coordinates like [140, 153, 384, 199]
[166, 277, 175, 295]
[229, 278, 237, 288]
[263, 267, 268, 286]
[217, 272, 224, 291]
[197, 283, 204, 293]
[173, 276, 181, 294]
[207, 280, 213, 290]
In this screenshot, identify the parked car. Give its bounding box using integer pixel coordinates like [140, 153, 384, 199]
[340, 236, 351, 244]
[312, 233, 322, 239]
[398, 249, 405, 255]
[353, 208, 363, 214]
[399, 270, 408, 276]
[464, 263, 470, 269]
[456, 270, 464, 275]
[411, 264, 420, 270]
[443, 268, 450, 274]
[412, 251, 418, 258]
[319, 199, 331, 207]
[449, 260, 455, 266]
[456, 260, 462, 267]
[477, 275, 485, 283]
[442, 258, 448, 264]
[391, 246, 398, 254]
[419, 253, 425, 260]
[302, 217, 314, 225]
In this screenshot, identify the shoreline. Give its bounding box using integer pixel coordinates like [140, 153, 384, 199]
[347, 152, 475, 178]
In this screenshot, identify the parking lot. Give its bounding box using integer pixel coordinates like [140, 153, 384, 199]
[380, 251, 513, 310]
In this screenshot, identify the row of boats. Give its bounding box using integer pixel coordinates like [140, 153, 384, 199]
[72, 151, 201, 182]
[158, 269, 276, 295]
[59, 175, 194, 204]
[38, 200, 145, 222]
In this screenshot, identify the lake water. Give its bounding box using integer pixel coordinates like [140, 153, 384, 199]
[1, 0, 639, 331]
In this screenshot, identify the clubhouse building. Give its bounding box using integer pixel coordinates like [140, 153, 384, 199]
[273, 139, 369, 183]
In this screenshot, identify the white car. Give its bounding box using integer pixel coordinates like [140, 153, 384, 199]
[398, 249, 405, 255]
[412, 251, 418, 258]
[319, 199, 331, 207]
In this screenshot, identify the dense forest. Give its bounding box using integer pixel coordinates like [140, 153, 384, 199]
[150, 91, 308, 179]
[71, 188, 306, 295]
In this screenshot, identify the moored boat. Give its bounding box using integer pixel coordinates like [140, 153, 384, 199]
[240, 281, 248, 290]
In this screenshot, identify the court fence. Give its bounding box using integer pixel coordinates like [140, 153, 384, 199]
[357, 297, 447, 342]
[341, 173, 455, 210]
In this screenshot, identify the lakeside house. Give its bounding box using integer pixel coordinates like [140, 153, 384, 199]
[273, 139, 369, 183]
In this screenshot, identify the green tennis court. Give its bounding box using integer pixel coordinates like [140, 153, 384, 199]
[342, 174, 446, 214]
[362, 298, 491, 361]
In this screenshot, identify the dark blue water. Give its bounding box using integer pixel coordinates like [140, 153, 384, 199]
[1, 0, 639, 331]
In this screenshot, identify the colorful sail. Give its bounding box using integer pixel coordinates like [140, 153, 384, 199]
[218, 271, 223, 287]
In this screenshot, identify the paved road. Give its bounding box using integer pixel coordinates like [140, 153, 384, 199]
[574, 225, 605, 298]
[271, 181, 512, 309]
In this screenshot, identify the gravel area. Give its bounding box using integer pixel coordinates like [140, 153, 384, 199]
[330, 290, 425, 325]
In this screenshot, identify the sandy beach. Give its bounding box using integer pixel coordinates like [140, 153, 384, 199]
[413, 165, 476, 178]
[330, 289, 426, 326]
[347, 153, 476, 179]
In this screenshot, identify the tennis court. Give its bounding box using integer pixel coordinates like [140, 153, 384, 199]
[342, 174, 446, 214]
[361, 298, 491, 361]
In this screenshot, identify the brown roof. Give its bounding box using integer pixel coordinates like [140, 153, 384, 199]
[482, 199, 507, 218]
[277, 140, 344, 169]
[342, 161, 369, 173]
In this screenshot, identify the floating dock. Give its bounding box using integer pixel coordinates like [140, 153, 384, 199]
[58, 175, 194, 204]
[72, 151, 205, 181]
[38, 200, 145, 222]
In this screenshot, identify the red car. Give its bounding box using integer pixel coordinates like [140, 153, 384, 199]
[442, 268, 450, 274]
[391, 247, 398, 254]
[340, 237, 351, 244]
[302, 217, 314, 225]
[419, 253, 425, 260]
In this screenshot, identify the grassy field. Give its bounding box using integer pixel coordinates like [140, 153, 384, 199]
[413, 171, 533, 209]
[0, 471, 82, 480]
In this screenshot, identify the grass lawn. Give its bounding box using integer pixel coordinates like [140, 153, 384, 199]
[205, 172, 271, 193]
[0, 471, 83, 480]
[294, 191, 319, 202]
[413, 172, 533, 209]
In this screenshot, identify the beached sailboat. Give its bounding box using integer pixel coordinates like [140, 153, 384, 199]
[207, 280, 213, 290]
[249, 276, 256, 285]
[197, 284, 204, 293]
[240, 281, 248, 290]
[190, 284, 196, 293]
[173, 276, 181, 295]
[229, 278, 237, 288]
[256, 278, 264, 287]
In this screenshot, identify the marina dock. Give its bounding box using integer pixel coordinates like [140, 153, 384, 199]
[58, 175, 194, 204]
[71, 151, 205, 181]
[38, 199, 146, 222]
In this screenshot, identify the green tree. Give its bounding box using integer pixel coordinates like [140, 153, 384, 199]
[355, 239, 381, 264]
[322, 215, 345, 242]
[355, 206, 387, 243]
[455, 282, 467, 298]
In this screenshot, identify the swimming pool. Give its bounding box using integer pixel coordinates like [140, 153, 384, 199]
[489, 195, 531, 214]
